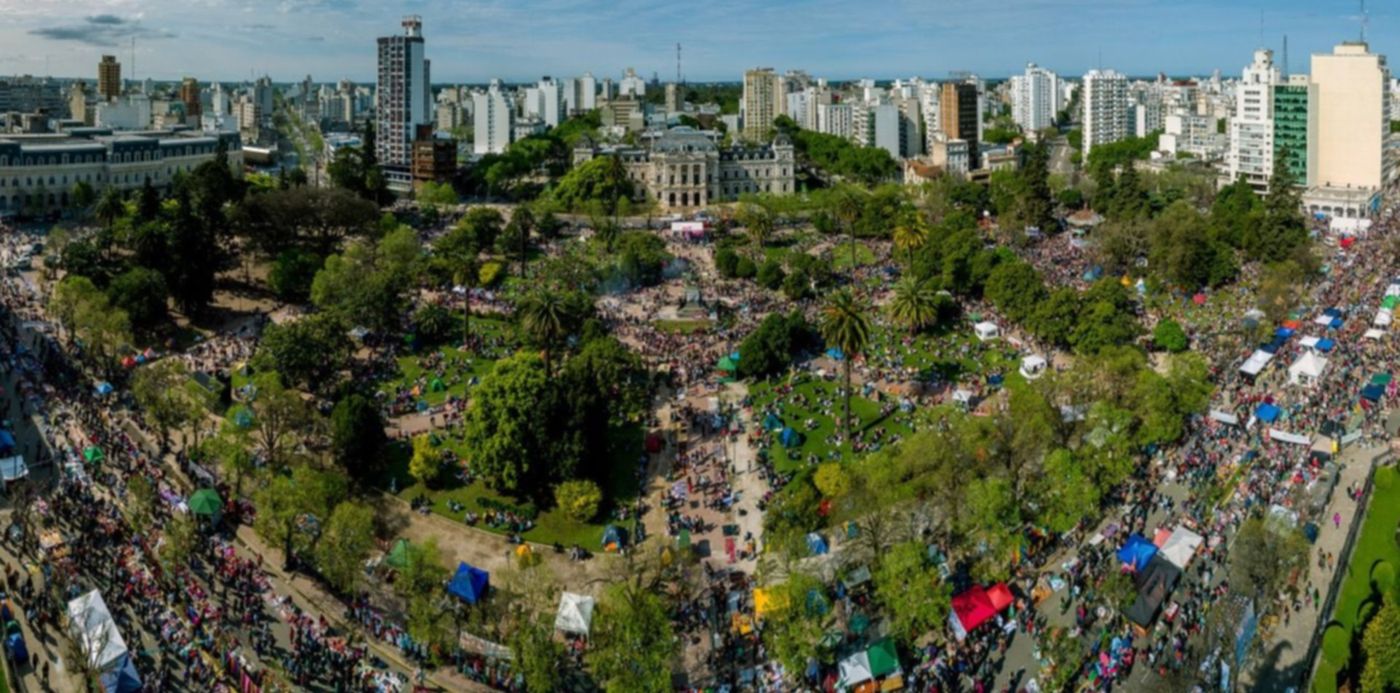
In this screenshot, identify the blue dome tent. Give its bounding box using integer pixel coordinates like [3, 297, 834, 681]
[780, 427, 803, 448]
[447, 562, 490, 604]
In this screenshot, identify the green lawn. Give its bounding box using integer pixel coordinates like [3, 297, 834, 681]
[377, 318, 515, 407]
[1314, 465, 1400, 692]
[863, 324, 1024, 384]
[655, 319, 713, 335]
[750, 375, 920, 475]
[828, 243, 876, 271]
[375, 425, 643, 548]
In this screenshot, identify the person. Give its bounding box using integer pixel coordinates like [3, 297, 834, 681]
[1333, 511, 1342, 529]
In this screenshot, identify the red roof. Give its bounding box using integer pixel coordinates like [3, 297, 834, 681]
[952, 583, 1012, 633]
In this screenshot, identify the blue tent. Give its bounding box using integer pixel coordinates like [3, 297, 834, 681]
[601, 524, 625, 549]
[1255, 404, 1281, 423]
[1362, 384, 1385, 402]
[1083, 266, 1104, 281]
[1116, 534, 1158, 571]
[4, 632, 25, 665]
[0, 431, 13, 455]
[1316, 339, 1336, 352]
[1260, 341, 1281, 354]
[100, 654, 142, 693]
[762, 413, 784, 432]
[825, 347, 845, 361]
[987, 373, 1004, 386]
[1324, 308, 1343, 318]
[447, 562, 490, 604]
[95, 381, 114, 396]
[1328, 318, 1343, 330]
[806, 532, 829, 556]
[1275, 327, 1295, 339]
[780, 427, 803, 448]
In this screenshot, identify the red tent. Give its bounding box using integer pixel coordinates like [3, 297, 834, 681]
[950, 583, 1013, 639]
[1192, 293, 1206, 306]
[1341, 237, 1356, 249]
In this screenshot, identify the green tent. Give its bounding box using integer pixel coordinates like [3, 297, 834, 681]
[428, 378, 446, 393]
[1385, 296, 1400, 311]
[83, 446, 104, 464]
[849, 611, 871, 636]
[1372, 373, 1393, 386]
[385, 538, 411, 570]
[677, 530, 691, 551]
[866, 637, 900, 678]
[716, 356, 738, 373]
[189, 489, 222, 517]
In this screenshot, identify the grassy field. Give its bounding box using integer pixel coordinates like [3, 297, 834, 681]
[829, 243, 877, 271]
[375, 425, 643, 548]
[655, 319, 713, 335]
[749, 375, 919, 475]
[1314, 465, 1400, 692]
[377, 318, 515, 407]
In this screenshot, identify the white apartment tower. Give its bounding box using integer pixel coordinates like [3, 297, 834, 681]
[1227, 49, 1281, 191]
[619, 68, 646, 98]
[1305, 42, 1395, 221]
[376, 16, 431, 167]
[1081, 69, 1130, 156]
[1010, 63, 1060, 133]
[577, 72, 597, 111]
[472, 80, 514, 155]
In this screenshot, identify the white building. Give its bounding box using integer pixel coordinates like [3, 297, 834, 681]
[619, 68, 646, 98]
[1082, 69, 1129, 156]
[1010, 63, 1060, 133]
[577, 72, 597, 112]
[526, 77, 564, 128]
[375, 16, 431, 168]
[94, 94, 152, 130]
[1305, 41, 1395, 222]
[472, 80, 513, 155]
[1227, 49, 1281, 191]
[817, 103, 853, 139]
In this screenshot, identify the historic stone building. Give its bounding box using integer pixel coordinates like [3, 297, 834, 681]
[573, 127, 795, 210]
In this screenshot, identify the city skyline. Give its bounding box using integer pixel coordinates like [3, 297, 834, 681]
[0, 0, 1393, 84]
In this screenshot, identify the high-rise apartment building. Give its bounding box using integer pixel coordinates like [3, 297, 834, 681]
[528, 76, 564, 128]
[1081, 69, 1129, 156]
[179, 77, 202, 122]
[742, 68, 783, 141]
[817, 103, 853, 139]
[619, 68, 646, 98]
[940, 82, 979, 168]
[1273, 76, 1312, 184]
[98, 56, 121, 102]
[472, 80, 514, 155]
[1010, 63, 1059, 133]
[376, 16, 432, 168]
[1226, 49, 1281, 192]
[577, 73, 597, 112]
[1305, 42, 1394, 221]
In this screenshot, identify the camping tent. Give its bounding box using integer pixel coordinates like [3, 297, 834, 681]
[1124, 555, 1181, 627]
[1288, 352, 1329, 386]
[447, 562, 490, 604]
[806, 533, 829, 556]
[188, 489, 222, 522]
[1362, 384, 1385, 402]
[99, 654, 142, 693]
[67, 590, 129, 671]
[1316, 338, 1336, 352]
[554, 593, 595, 635]
[0, 456, 27, 483]
[838, 651, 874, 688]
[1365, 328, 1387, 340]
[762, 413, 784, 432]
[825, 347, 845, 361]
[95, 382, 114, 396]
[1254, 403, 1281, 424]
[385, 539, 411, 570]
[949, 583, 1013, 640]
[1116, 534, 1158, 571]
[716, 355, 739, 373]
[83, 446, 104, 464]
[780, 427, 803, 448]
[1158, 527, 1204, 569]
[973, 321, 1000, 341]
[601, 525, 625, 550]
[1019, 355, 1048, 380]
[866, 637, 901, 678]
[1239, 350, 1273, 379]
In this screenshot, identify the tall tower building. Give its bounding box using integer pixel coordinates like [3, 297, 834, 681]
[1308, 42, 1393, 194]
[940, 82, 980, 166]
[1227, 49, 1281, 192]
[179, 77, 202, 121]
[98, 55, 122, 101]
[1273, 75, 1312, 185]
[472, 80, 514, 155]
[577, 72, 597, 111]
[1010, 63, 1060, 133]
[742, 68, 782, 141]
[376, 15, 431, 168]
[1081, 69, 1130, 156]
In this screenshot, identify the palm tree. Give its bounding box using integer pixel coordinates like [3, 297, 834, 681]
[887, 277, 939, 335]
[95, 187, 124, 231]
[518, 291, 572, 375]
[737, 203, 774, 257]
[831, 186, 865, 278]
[891, 218, 928, 266]
[820, 289, 870, 451]
[510, 206, 535, 279]
[453, 268, 476, 350]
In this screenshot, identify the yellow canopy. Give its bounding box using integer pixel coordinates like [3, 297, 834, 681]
[753, 587, 790, 617]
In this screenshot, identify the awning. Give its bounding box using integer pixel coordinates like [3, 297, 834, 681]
[1158, 527, 1204, 569]
[554, 592, 595, 635]
[447, 562, 490, 604]
[1116, 534, 1158, 571]
[0, 455, 27, 482]
[1269, 429, 1311, 445]
[839, 651, 874, 688]
[1208, 410, 1240, 426]
[1255, 404, 1281, 423]
[67, 590, 129, 671]
[866, 637, 900, 678]
[1240, 350, 1273, 377]
[949, 583, 1012, 640]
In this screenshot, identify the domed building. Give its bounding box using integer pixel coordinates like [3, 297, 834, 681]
[572, 126, 795, 211]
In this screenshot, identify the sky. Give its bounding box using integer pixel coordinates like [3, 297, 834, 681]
[0, 0, 1393, 84]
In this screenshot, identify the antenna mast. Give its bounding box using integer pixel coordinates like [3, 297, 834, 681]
[676, 43, 682, 85]
[1361, 0, 1369, 43]
[1283, 35, 1289, 77]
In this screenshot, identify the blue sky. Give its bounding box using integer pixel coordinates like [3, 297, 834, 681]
[0, 0, 1392, 83]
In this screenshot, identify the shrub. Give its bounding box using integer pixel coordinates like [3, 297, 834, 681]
[734, 256, 757, 279]
[1153, 319, 1189, 353]
[554, 479, 603, 523]
[757, 259, 786, 290]
[479, 261, 506, 287]
[715, 246, 740, 278]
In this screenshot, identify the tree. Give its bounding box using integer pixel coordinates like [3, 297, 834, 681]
[131, 359, 196, 451]
[553, 479, 603, 523]
[315, 501, 377, 594]
[887, 276, 939, 335]
[874, 541, 953, 642]
[737, 312, 815, 379]
[511, 611, 570, 693]
[95, 188, 125, 231]
[892, 219, 928, 265]
[820, 289, 871, 450]
[409, 433, 447, 487]
[1153, 319, 1188, 353]
[1017, 142, 1056, 233]
[550, 155, 635, 214]
[756, 258, 786, 290]
[588, 580, 675, 692]
[254, 465, 348, 570]
[412, 303, 455, 345]
[251, 313, 351, 393]
[505, 205, 535, 278]
[136, 177, 161, 223]
[614, 231, 672, 288]
[736, 203, 775, 255]
[985, 261, 1047, 323]
[762, 571, 835, 675]
[1362, 598, 1400, 693]
[158, 513, 198, 575]
[330, 394, 387, 482]
[106, 267, 168, 331]
[1229, 516, 1307, 600]
[204, 430, 255, 498]
[71, 180, 96, 216]
[517, 290, 580, 375]
[267, 248, 323, 302]
[49, 275, 131, 377]
[813, 462, 851, 499]
[463, 352, 555, 495]
[1248, 152, 1309, 263]
[244, 373, 316, 471]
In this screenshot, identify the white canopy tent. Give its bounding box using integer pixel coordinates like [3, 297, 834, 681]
[838, 651, 874, 688]
[1019, 355, 1048, 380]
[67, 590, 129, 671]
[1387, 284, 1400, 298]
[1288, 351, 1329, 386]
[0, 455, 27, 482]
[974, 322, 1000, 342]
[952, 389, 974, 407]
[1209, 410, 1240, 426]
[1269, 429, 1312, 446]
[554, 592, 595, 636]
[1376, 310, 1393, 327]
[1299, 336, 1320, 348]
[1240, 350, 1274, 378]
[1365, 328, 1387, 340]
[1159, 527, 1204, 569]
[1312, 315, 1334, 326]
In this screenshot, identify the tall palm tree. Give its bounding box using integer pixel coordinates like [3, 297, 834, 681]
[887, 276, 939, 335]
[95, 187, 124, 230]
[454, 267, 476, 350]
[891, 218, 928, 266]
[820, 289, 870, 451]
[831, 186, 865, 279]
[518, 291, 572, 375]
[510, 206, 535, 279]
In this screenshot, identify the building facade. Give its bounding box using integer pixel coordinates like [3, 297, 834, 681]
[1082, 68, 1129, 156]
[98, 56, 121, 101]
[1010, 63, 1059, 133]
[376, 16, 431, 168]
[940, 82, 979, 168]
[0, 130, 242, 218]
[1307, 41, 1393, 217]
[1273, 78, 1311, 184]
[471, 80, 513, 155]
[742, 68, 782, 141]
[573, 127, 794, 210]
[1226, 49, 1281, 192]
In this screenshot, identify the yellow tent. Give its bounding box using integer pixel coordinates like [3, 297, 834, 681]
[515, 544, 532, 558]
[753, 587, 790, 617]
